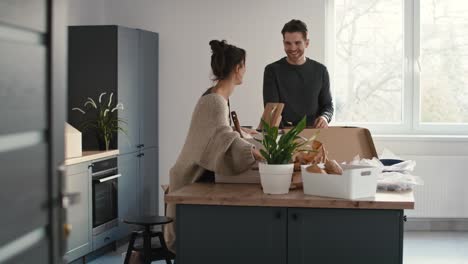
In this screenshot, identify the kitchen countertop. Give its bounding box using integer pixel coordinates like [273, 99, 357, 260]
[64, 150, 119, 165]
[165, 183, 415, 210]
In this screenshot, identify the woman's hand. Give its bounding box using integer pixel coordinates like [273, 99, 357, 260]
[241, 127, 259, 135]
[252, 147, 265, 162]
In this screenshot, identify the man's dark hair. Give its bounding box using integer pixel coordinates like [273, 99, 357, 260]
[281, 19, 308, 39]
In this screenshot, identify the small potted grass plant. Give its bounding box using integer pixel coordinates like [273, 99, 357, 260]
[258, 115, 310, 194]
[72, 92, 127, 151]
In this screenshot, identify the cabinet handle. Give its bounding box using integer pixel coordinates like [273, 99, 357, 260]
[291, 213, 298, 221]
[137, 144, 145, 148]
[62, 192, 81, 208]
[137, 153, 145, 157]
[275, 211, 281, 219]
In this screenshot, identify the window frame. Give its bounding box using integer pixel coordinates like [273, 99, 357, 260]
[326, 0, 468, 135]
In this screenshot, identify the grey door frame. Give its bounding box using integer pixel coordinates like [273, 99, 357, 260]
[0, 0, 67, 263]
[49, 0, 68, 262]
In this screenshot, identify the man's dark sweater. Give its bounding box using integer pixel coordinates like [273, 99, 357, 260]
[263, 57, 334, 126]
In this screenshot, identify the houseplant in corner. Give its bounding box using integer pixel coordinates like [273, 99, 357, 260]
[258, 115, 312, 194]
[72, 92, 127, 151]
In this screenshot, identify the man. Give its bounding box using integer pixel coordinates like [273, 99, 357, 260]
[263, 19, 334, 128]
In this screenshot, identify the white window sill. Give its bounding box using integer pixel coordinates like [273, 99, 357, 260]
[372, 134, 468, 142]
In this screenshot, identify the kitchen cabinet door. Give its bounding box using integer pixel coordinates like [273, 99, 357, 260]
[138, 30, 159, 149]
[117, 152, 139, 238]
[138, 147, 159, 216]
[117, 27, 140, 154]
[177, 205, 287, 264]
[287, 208, 403, 264]
[64, 163, 91, 262]
[68, 26, 119, 151]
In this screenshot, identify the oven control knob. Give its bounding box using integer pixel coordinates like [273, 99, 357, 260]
[64, 224, 72, 238]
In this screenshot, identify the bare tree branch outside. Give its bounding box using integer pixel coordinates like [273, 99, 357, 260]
[334, 0, 468, 125]
[421, 0, 468, 124]
[334, 0, 403, 123]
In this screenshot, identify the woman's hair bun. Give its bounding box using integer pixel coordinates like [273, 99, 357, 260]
[209, 40, 227, 53]
[208, 39, 245, 81]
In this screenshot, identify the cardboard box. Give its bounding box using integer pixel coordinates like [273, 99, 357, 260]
[215, 127, 378, 186]
[296, 127, 377, 162]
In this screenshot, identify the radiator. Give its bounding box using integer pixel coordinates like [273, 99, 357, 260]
[399, 155, 468, 218]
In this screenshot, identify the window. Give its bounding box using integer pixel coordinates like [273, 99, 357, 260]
[420, 0, 468, 124]
[334, 0, 404, 124]
[327, 0, 468, 134]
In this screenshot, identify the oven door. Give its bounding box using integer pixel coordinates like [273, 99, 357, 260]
[92, 172, 120, 235]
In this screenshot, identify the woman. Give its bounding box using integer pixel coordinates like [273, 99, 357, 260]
[164, 40, 263, 252]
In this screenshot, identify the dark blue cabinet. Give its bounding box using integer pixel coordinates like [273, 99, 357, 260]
[177, 205, 287, 264]
[177, 205, 404, 264]
[287, 208, 403, 264]
[117, 27, 140, 154]
[139, 30, 159, 149]
[138, 147, 159, 216]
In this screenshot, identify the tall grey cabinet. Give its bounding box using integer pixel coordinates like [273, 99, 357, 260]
[68, 25, 159, 240]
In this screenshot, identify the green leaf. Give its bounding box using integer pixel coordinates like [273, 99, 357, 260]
[258, 115, 308, 164]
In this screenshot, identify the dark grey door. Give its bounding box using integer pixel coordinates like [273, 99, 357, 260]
[177, 205, 287, 264]
[0, 0, 67, 263]
[288, 208, 403, 264]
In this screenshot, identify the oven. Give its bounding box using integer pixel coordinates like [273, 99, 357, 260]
[91, 157, 120, 236]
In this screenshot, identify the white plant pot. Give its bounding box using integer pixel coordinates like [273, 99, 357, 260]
[258, 163, 294, 194]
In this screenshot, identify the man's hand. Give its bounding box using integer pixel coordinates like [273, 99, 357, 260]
[313, 116, 329, 128]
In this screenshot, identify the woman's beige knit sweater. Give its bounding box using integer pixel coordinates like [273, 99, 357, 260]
[164, 93, 256, 252]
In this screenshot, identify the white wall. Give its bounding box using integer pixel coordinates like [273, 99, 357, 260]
[68, 0, 107, 25]
[73, 0, 326, 214]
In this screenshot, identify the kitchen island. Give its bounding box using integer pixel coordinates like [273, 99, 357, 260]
[165, 183, 414, 264]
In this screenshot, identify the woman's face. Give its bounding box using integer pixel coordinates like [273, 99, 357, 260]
[235, 62, 246, 85]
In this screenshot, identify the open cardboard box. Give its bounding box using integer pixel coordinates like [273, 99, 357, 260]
[215, 127, 378, 186]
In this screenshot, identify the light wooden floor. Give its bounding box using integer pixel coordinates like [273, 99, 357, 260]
[88, 231, 468, 264]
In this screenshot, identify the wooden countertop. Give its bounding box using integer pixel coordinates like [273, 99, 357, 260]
[165, 183, 415, 210]
[64, 150, 120, 165]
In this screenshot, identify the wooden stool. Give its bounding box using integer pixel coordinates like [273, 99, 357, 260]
[123, 215, 175, 264]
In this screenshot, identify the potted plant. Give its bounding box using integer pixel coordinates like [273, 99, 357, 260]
[72, 92, 127, 151]
[258, 115, 311, 194]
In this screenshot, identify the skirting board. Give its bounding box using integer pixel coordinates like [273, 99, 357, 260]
[405, 218, 468, 231]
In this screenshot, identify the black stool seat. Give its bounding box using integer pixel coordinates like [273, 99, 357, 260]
[123, 215, 174, 264]
[124, 215, 173, 226]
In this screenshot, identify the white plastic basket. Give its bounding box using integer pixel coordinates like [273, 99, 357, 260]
[301, 164, 379, 199]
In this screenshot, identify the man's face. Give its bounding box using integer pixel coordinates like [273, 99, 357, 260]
[283, 32, 309, 62]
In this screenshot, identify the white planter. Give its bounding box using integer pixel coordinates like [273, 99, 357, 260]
[258, 163, 294, 194]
